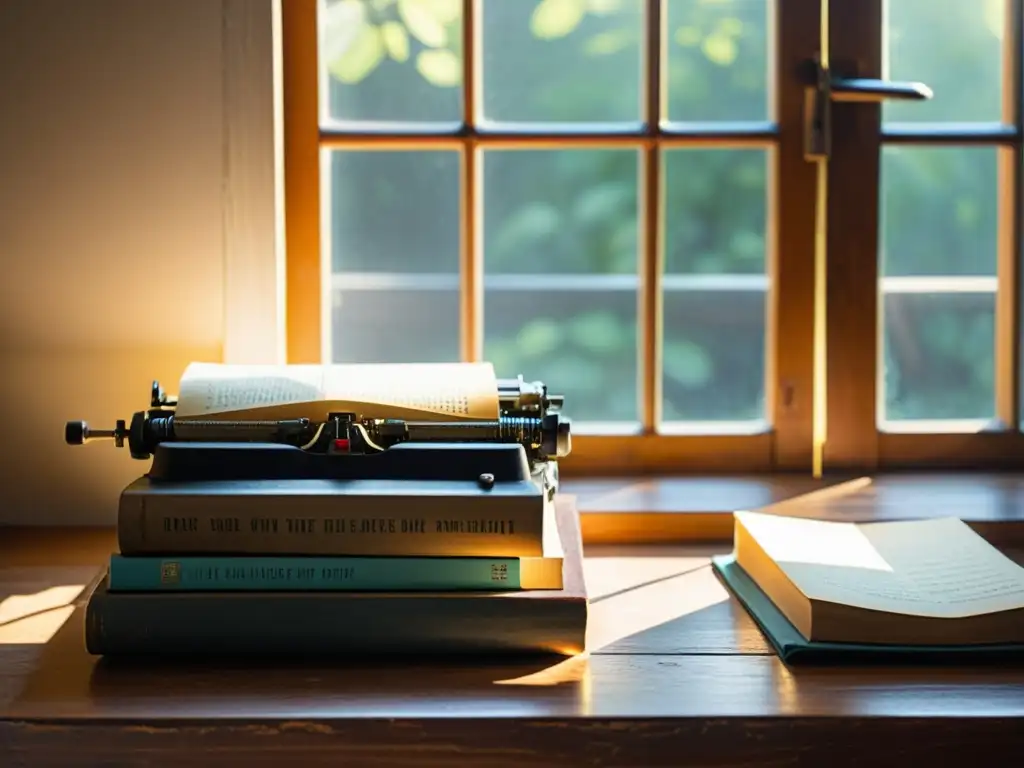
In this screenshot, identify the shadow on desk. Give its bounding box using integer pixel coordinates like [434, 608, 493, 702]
[5, 569, 1024, 767]
[4, 604, 1024, 768]
[10, 597, 1024, 720]
[10, 606, 588, 719]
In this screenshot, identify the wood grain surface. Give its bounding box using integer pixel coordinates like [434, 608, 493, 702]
[3, 476, 1024, 766]
[574, 473, 1024, 543]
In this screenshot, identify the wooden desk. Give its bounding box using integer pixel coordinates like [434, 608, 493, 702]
[2, 529, 1024, 767]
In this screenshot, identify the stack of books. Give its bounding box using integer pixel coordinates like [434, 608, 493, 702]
[83, 491, 587, 657]
[713, 510, 1024, 664]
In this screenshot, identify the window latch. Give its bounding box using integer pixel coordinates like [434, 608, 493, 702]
[802, 56, 933, 161]
[800, 54, 932, 478]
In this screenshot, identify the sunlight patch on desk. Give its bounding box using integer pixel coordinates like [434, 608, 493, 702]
[586, 565, 730, 652]
[756, 476, 875, 515]
[493, 653, 591, 686]
[0, 584, 86, 644]
[572, 480, 656, 511]
[494, 564, 730, 691]
[0, 604, 76, 644]
[0, 585, 86, 625]
[583, 556, 711, 601]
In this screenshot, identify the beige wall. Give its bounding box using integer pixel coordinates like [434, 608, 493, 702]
[0, 1, 234, 524]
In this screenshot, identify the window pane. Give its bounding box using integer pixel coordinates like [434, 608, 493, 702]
[663, 149, 767, 275]
[331, 287, 460, 363]
[879, 146, 997, 423]
[326, 149, 460, 273]
[482, 148, 639, 274]
[484, 288, 637, 424]
[482, 147, 640, 424]
[662, 148, 767, 425]
[880, 147, 997, 277]
[326, 149, 460, 362]
[664, 288, 765, 423]
[665, 0, 771, 123]
[883, 0, 1004, 123]
[481, 0, 642, 124]
[319, 0, 462, 125]
[881, 292, 995, 422]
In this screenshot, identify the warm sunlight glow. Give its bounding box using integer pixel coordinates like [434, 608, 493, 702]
[586, 565, 731, 651]
[0, 584, 85, 645]
[811, 0, 830, 480]
[811, 154, 828, 481]
[0, 605, 76, 644]
[493, 653, 591, 686]
[879, 418, 999, 434]
[582, 556, 709, 601]
[738, 513, 894, 572]
[0, 585, 85, 624]
[494, 559, 730, 688]
[757, 476, 874, 514]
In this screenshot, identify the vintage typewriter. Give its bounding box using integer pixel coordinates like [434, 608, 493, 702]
[64, 376, 572, 524]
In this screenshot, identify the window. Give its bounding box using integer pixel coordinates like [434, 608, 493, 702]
[817, 0, 1024, 471]
[282, 0, 1024, 476]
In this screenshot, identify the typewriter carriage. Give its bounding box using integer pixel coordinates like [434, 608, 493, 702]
[65, 376, 572, 465]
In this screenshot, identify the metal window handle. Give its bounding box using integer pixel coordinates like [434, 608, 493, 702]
[803, 57, 933, 159]
[830, 77, 933, 103]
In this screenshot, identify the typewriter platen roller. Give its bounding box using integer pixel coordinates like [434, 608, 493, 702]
[65, 375, 571, 464]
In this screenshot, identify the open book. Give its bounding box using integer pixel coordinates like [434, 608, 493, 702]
[729, 511, 1024, 646]
[171, 362, 500, 423]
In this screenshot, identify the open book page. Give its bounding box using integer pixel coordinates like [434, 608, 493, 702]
[735, 511, 1024, 619]
[173, 362, 499, 422]
[321, 363, 498, 420]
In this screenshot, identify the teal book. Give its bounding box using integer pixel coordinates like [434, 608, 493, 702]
[108, 552, 563, 592]
[712, 554, 1024, 664]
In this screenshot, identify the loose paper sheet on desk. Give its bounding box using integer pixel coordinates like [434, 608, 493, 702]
[173, 362, 500, 422]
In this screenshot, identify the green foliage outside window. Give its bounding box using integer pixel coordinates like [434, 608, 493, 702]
[321, 0, 1005, 424]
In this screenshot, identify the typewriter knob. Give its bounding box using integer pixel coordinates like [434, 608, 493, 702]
[540, 413, 571, 459]
[64, 421, 87, 445]
[65, 419, 128, 448]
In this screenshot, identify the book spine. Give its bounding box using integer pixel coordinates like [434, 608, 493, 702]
[108, 555, 521, 592]
[118, 490, 543, 556]
[85, 589, 588, 657]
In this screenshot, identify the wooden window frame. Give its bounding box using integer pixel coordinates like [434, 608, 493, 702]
[281, 0, 824, 477]
[824, 0, 1024, 472]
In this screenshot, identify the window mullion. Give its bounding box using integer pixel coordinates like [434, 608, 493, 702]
[460, 143, 482, 364]
[460, 0, 482, 362]
[821, 0, 882, 470]
[771, 0, 823, 470]
[996, 0, 1023, 428]
[640, 0, 663, 433]
[283, 0, 322, 364]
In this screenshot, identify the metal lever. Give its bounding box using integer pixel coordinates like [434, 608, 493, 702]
[830, 77, 933, 103]
[803, 57, 933, 159]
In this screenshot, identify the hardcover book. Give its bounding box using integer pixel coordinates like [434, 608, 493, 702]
[116, 475, 550, 557]
[107, 510, 564, 591]
[85, 496, 587, 657]
[713, 510, 1024, 663]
